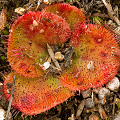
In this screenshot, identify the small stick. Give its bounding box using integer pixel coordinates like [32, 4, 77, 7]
[5, 75, 16, 120]
[36, 0, 42, 11]
[112, 95, 116, 115]
[47, 44, 62, 71]
[93, 13, 109, 18]
[111, 100, 120, 105]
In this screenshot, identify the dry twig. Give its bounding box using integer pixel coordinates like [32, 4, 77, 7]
[47, 44, 62, 71]
[0, 9, 7, 30]
[5, 75, 16, 120]
[112, 95, 116, 115]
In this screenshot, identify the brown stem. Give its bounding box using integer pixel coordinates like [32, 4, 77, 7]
[5, 75, 16, 120]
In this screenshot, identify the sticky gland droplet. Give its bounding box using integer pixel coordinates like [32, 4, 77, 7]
[9, 29, 12, 32]
[95, 38, 103, 44]
[101, 51, 107, 57]
[97, 38, 102, 42]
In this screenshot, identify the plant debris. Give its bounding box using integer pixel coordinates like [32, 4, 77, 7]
[5, 75, 15, 120]
[0, 9, 7, 31]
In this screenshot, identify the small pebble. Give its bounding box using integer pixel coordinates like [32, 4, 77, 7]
[87, 61, 94, 71]
[81, 89, 92, 98]
[15, 7, 25, 15]
[0, 107, 12, 120]
[98, 87, 110, 100]
[0, 108, 5, 120]
[42, 62, 50, 70]
[93, 88, 100, 94]
[54, 52, 64, 61]
[106, 77, 120, 92]
[89, 114, 99, 120]
[85, 98, 94, 109]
